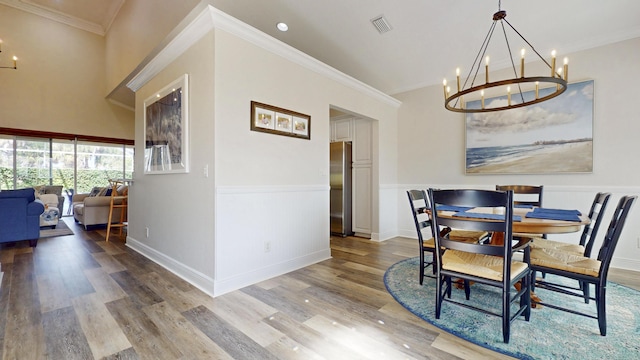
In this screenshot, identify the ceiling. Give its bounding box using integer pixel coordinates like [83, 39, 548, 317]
[3, 0, 640, 95]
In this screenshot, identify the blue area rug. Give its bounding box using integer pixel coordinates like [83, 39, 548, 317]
[384, 257, 640, 360]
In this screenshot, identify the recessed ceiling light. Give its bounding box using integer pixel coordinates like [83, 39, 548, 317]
[277, 22, 288, 32]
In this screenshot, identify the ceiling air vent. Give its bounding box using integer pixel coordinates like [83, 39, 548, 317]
[371, 15, 392, 34]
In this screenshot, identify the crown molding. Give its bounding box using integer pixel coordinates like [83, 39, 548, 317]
[126, 5, 401, 108]
[0, 0, 117, 35]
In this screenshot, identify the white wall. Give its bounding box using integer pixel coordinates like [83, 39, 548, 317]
[0, 4, 133, 139]
[125, 6, 400, 296]
[128, 30, 217, 293]
[212, 23, 400, 294]
[394, 37, 640, 271]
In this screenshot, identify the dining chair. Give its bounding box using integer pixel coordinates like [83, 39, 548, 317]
[407, 190, 490, 285]
[429, 188, 532, 343]
[530, 195, 636, 336]
[497, 185, 545, 239]
[407, 190, 435, 284]
[495, 185, 543, 207]
[531, 192, 611, 257]
[530, 192, 611, 301]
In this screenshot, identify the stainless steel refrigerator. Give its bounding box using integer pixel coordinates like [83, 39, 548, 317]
[330, 141, 353, 237]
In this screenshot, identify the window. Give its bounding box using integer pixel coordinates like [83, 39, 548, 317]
[0, 129, 133, 214]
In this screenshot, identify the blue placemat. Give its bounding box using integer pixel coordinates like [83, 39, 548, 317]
[435, 205, 474, 212]
[525, 212, 582, 222]
[452, 212, 522, 222]
[532, 208, 582, 216]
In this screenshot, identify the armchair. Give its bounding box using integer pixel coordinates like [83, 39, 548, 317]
[35, 185, 65, 218]
[0, 188, 45, 247]
[73, 186, 126, 230]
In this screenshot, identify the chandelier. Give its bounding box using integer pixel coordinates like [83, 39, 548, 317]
[0, 39, 18, 70]
[443, 1, 567, 113]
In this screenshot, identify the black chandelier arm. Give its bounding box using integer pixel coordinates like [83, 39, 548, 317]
[445, 76, 567, 113]
[502, 18, 559, 77]
[466, 21, 498, 92]
[498, 20, 525, 103]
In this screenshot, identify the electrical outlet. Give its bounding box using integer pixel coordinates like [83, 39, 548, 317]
[264, 241, 271, 253]
[145, 227, 149, 238]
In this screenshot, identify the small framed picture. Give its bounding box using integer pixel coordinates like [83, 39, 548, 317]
[250, 101, 311, 140]
[254, 107, 275, 130]
[275, 113, 293, 133]
[292, 116, 309, 137]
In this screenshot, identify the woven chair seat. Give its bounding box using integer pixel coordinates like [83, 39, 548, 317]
[530, 237, 585, 255]
[530, 247, 601, 277]
[442, 249, 529, 282]
[423, 230, 489, 249]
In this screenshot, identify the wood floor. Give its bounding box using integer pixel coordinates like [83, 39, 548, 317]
[0, 218, 638, 360]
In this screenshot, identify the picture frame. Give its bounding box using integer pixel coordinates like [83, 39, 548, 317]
[144, 74, 189, 174]
[251, 101, 311, 140]
[465, 79, 594, 175]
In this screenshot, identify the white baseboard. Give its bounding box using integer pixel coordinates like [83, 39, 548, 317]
[126, 236, 216, 296]
[126, 235, 331, 297]
[212, 250, 332, 297]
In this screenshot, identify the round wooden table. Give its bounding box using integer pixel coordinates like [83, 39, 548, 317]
[510, 207, 590, 235]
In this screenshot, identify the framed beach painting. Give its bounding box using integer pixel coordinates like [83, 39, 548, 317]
[465, 79, 594, 174]
[144, 74, 189, 174]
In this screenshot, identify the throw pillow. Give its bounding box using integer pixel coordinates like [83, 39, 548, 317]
[33, 185, 46, 197]
[97, 187, 109, 196]
[88, 187, 102, 197]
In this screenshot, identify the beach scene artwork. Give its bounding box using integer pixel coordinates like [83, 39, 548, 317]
[465, 80, 593, 174]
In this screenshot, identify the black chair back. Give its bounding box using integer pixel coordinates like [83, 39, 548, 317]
[430, 189, 515, 270]
[407, 190, 429, 237]
[596, 195, 636, 281]
[581, 192, 611, 257]
[496, 185, 543, 207]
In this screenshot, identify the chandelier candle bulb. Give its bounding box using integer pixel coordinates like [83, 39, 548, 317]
[520, 48, 525, 78]
[507, 86, 511, 106]
[456, 68, 461, 92]
[481, 90, 485, 109]
[13, 56, 16, 68]
[446, 86, 450, 98]
[535, 81, 539, 99]
[551, 50, 557, 77]
[442, 79, 447, 99]
[563, 57, 569, 81]
[485, 56, 490, 83]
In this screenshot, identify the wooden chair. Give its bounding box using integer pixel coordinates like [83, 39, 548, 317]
[407, 190, 489, 285]
[407, 190, 435, 284]
[530, 192, 611, 301]
[495, 185, 543, 207]
[497, 185, 544, 239]
[106, 179, 128, 241]
[530, 192, 611, 257]
[530, 195, 636, 336]
[429, 188, 531, 343]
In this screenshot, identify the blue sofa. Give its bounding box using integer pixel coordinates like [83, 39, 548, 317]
[0, 188, 45, 247]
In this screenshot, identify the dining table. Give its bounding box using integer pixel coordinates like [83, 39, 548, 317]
[430, 205, 591, 306]
[432, 205, 591, 244]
